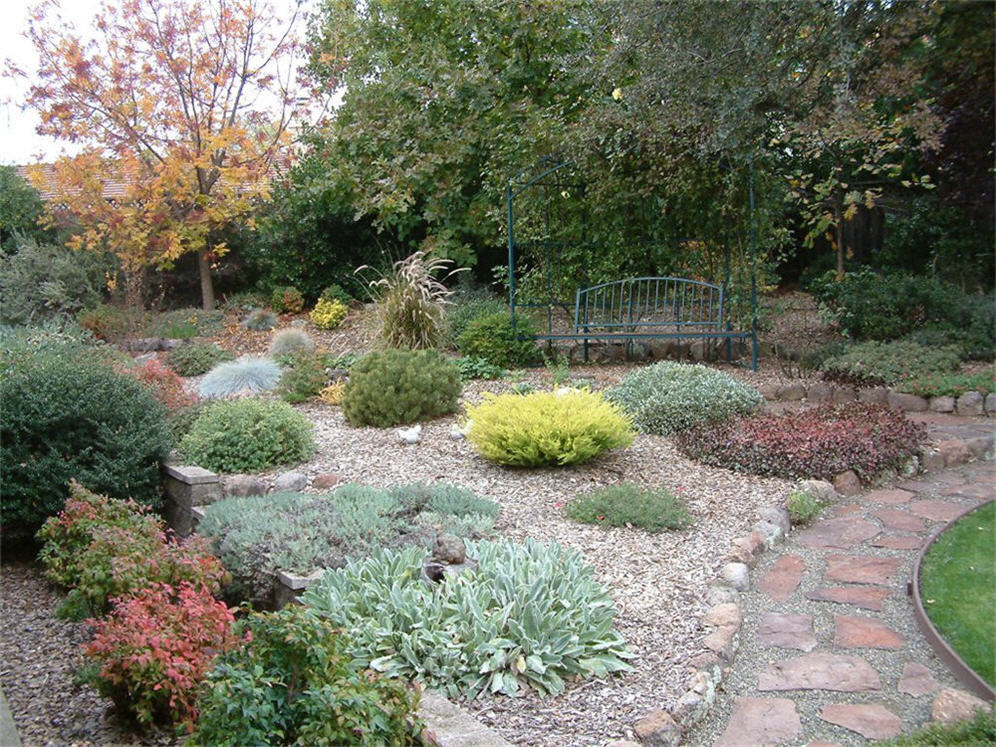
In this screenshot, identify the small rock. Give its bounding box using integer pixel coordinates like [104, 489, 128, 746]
[273, 471, 308, 492]
[760, 505, 791, 536]
[605, 741, 642, 747]
[919, 448, 945, 472]
[832, 470, 862, 496]
[702, 625, 738, 661]
[931, 688, 989, 723]
[956, 391, 984, 416]
[225, 474, 269, 497]
[633, 709, 682, 747]
[753, 519, 784, 548]
[290, 318, 308, 327]
[798, 479, 837, 503]
[134, 351, 158, 364]
[705, 584, 739, 606]
[673, 672, 716, 726]
[726, 530, 766, 567]
[719, 562, 749, 591]
[703, 603, 741, 629]
[433, 534, 466, 564]
[688, 651, 723, 671]
[312, 472, 343, 490]
[929, 396, 956, 413]
[937, 440, 972, 467]
[757, 384, 779, 402]
[964, 435, 993, 459]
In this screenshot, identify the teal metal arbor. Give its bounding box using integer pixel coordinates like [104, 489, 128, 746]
[505, 157, 760, 368]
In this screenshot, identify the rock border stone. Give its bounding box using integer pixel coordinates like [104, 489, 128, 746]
[757, 381, 996, 417]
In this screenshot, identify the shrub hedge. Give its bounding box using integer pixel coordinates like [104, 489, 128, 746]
[820, 340, 962, 387]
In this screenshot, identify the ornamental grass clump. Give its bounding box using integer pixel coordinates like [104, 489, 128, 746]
[342, 348, 461, 427]
[607, 361, 763, 436]
[191, 606, 422, 746]
[268, 328, 315, 357]
[179, 398, 315, 473]
[565, 484, 693, 532]
[676, 402, 926, 481]
[301, 539, 633, 698]
[198, 355, 282, 398]
[464, 389, 633, 467]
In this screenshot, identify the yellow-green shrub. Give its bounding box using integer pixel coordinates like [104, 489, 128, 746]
[310, 298, 348, 330]
[464, 389, 634, 467]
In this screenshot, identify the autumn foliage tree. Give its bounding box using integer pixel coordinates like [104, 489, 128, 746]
[18, 0, 300, 309]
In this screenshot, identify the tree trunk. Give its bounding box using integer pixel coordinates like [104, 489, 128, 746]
[198, 247, 216, 311]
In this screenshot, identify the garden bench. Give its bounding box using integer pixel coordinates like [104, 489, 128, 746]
[572, 276, 757, 367]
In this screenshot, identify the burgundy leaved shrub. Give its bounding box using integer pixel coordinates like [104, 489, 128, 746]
[675, 403, 926, 481]
[117, 358, 198, 412]
[84, 582, 241, 730]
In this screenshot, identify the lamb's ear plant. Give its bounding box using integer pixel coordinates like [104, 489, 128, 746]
[358, 251, 466, 350]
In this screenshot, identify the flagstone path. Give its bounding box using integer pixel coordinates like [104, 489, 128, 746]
[688, 415, 994, 746]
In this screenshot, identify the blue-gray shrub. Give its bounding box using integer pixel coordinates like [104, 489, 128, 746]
[198, 356, 282, 398]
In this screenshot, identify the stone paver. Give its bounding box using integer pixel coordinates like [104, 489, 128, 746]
[758, 612, 817, 652]
[715, 697, 802, 747]
[870, 534, 924, 550]
[909, 499, 968, 522]
[833, 614, 905, 649]
[818, 704, 902, 740]
[796, 517, 879, 549]
[898, 662, 940, 696]
[758, 554, 805, 602]
[757, 653, 881, 692]
[864, 488, 914, 504]
[825, 555, 901, 585]
[871, 507, 926, 532]
[804, 586, 890, 611]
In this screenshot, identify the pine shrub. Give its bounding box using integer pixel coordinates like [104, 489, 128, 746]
[191, 606, 422, 746]
[1, 349, 170, 538]
[455, 312, 538, 368]
[342, 349, 461, 427]
[165, 342, 233, 376]
[198, 356, 282, 399]
[565, 484, 693, 532]
[607, 361, 764, 436]
[179, 398, 315, 473]
[464, 389, 634, 467]
[269, 328, 315, 357]
[676, 403, 926, 481]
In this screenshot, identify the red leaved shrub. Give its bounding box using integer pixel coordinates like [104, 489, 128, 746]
[117, 358, 197, 412]
[675, 403, 926, 481]
[84, 582, 241, 730]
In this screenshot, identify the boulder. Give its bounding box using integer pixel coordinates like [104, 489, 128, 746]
[225, 474, 269, 497]
[433, 534, 467, 564]
[273, 471, 308, 492]
[929, 396, 956, 413]
[956, 391, 984, 416]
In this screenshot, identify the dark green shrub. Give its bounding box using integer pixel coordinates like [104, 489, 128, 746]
[565, 484, 693, 532]
[179, 398, 315, 473]
[820, 340, 962, 387]
[145, 308, 226, 339]
[676, 403, 926, 481]
[77, 303, 129, 341]
[191, 606, 423, 746]
[166, 401, 207, 444]
[0, 237, 114, 325]
[270, 285, 305, 314]
[607, 361, 764, 436]
[445, 288, 506, 345]
[455, 312, 538, 368]
[279, 352, 329, 404]
[1, 348, 171, 539]
[342, 349, 461, 427]
[164, 342, 233, 376]
[320, 283, 352, 306]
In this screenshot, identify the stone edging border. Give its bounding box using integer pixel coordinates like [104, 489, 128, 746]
[910, 500, 996, 703]
[757, 380, 995, 417]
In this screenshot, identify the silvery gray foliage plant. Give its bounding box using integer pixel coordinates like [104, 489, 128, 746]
[198, 355, 282, 398]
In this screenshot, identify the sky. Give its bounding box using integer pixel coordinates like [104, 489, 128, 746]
[0, 0, 311, 166]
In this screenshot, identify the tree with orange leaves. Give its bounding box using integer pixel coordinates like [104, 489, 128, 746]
[17, 0, 301, 309]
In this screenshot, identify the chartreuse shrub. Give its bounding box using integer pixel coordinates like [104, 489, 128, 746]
[1, 345, 170, 539]
[455, 312, 538, 368]
[310, 298, 349, 330]
[165, 342, 233, 376]
[180, 398, 315, 473]
[269, 328, 315, 357]
[464, 389, 633, 467]
[820, 340, 962, 387]
[191, 606, 422, 746]
[565, 484, 693, 532]
[270, 285, 305, 314]
[198, 355, 282, 398]
[197, 484, 498, 606]
[83, 582, 240, 730]
[676, 403, 926, 482]
[607, 361, 763, 436]
[302, 539, 633, 698]
[36, 482, 226, 620]
[342, 348, 461, 427]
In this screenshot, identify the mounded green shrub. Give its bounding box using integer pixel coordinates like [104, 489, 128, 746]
[464, 389, 634, 467]
[270, 285, 305, 314]
[1, 348, 170, 538]
[820, 340, 963, 387]
[144, 308, 225, 339]
[309, 298, 349, 330]
[179, 398, 315, 473]
[565, 484, 693, 532]
[445, 288, 506, 345]
[164, 342, 233, 376]
[278, 351, 329, 404]
[198, 356, 282, 398]
[241, 308, 278, 331]
[191, 606, 422, 746]
[197, 484, 498, 605]
[455, 312, 538, 368]
[607, 361, 764, 436]
[302, 540, 633, 698]
[342, 348, 461, 427]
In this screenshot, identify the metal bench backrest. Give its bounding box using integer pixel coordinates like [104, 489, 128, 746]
[574, 277, 724, 332]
